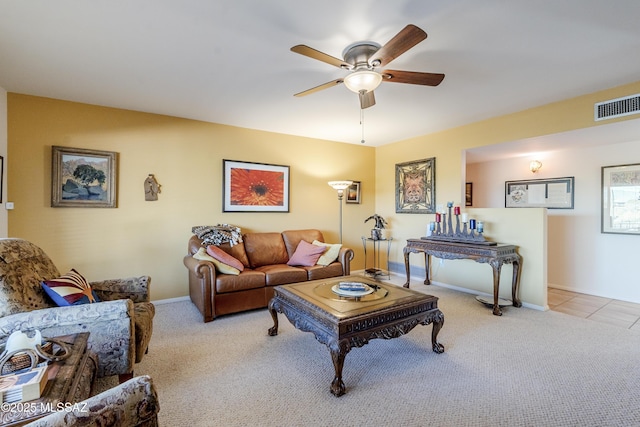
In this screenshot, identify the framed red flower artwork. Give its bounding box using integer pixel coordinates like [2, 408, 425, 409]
[223, 160, 290, 212]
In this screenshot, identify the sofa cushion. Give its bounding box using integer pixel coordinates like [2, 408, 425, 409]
[215, 270, 265, 293]
[312, 240, 342, 266]
[282, 229, 324, 258]
[287, 240, 326, 267]
[216, 241, 251, 268]
[305, 263, 344, 281]
[207, 246, 245, 271]
[41, 269, 102, 306]
[255, 264, 308, 286]
[243, 233, 289, 268]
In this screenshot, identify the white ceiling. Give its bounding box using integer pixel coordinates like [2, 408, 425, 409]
[1, 0, 640, 149]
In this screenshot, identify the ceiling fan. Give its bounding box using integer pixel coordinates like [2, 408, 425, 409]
[291, 24, 445, 109]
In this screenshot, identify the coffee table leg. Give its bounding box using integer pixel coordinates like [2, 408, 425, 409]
[267, 298, 279, 336]
[431, 315, 445, 354]
[329, 348, 346, 397]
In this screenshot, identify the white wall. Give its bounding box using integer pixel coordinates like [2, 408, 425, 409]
[467, 137, 640, 303]
[0, 88, 7, 237]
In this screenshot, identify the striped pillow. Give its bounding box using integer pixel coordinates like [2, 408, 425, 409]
[41, 269, 101, 306]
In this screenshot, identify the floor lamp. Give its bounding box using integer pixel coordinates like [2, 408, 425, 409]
[328, 181, 353, 244]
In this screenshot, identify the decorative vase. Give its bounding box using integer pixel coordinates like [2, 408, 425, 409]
[371, 229, 382, 240]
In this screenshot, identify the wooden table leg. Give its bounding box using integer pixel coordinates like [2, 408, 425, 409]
[329, 349, 346, 397]
[328, 341, 350, 397]
[430, 311, 445, 353]
[512, 256, 523, 308]
[267, 298, 279, 336]
[424, 253, 431, 285]
[490, 260, 503, 316]
[403, 247, 411, 288]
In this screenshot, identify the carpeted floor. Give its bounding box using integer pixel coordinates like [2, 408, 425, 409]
[97, 280, 640, 426]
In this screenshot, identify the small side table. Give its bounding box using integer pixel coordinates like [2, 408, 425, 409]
[362, 236, 393, 279]
[1, 332, 98, 426]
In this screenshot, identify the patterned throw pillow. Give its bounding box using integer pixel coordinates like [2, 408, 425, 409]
[41, 269, 101, 306]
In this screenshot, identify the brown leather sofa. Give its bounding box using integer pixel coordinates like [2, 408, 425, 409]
[184, 229, 354, 322]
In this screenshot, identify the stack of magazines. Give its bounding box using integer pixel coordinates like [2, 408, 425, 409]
[0, 365, 49, 403]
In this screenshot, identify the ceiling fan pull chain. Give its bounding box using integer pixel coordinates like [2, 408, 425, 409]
[360, 107, 365, 144]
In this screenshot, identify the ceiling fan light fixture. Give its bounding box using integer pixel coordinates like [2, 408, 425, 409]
[343, 70, 382, 94]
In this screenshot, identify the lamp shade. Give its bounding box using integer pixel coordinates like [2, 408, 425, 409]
[328, 181, 353, 190]
[343, 70, 382, 93]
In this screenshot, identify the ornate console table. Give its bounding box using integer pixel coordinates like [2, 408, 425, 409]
[403, 238, 522, 316]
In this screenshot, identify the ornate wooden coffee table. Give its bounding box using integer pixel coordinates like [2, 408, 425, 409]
[268, 276, 444, 396]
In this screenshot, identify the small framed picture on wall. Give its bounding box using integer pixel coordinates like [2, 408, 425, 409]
[465, 182, 473, 206]
[346, 181, 361, 204]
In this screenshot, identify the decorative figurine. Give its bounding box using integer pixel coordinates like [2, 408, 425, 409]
[365, 214, 388, 240]
[144, 174, 161, 201]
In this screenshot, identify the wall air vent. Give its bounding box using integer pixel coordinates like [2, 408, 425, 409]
[594, 93, 640, 121]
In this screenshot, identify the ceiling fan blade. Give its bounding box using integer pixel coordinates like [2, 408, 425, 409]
[359, 90, 376, 109]
[369, 24, 427, 68]
[291, 45, 352, 69]
[294, 79, 343, 97]
[382, 70, 445, 86]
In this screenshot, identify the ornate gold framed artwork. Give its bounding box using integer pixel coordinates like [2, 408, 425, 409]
[395, 157, 436, 214]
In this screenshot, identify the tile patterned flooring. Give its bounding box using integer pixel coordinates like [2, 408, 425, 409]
[548, 287, 640, 332]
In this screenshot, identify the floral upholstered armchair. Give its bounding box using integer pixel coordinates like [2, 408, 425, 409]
[0, 238, 154, 379]
[25, 375, 159, 427]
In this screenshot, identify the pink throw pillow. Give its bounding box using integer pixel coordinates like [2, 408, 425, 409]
[287, 240, 327, 267]
[207, 245, 245, 271]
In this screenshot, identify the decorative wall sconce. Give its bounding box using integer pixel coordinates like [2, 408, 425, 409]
[530, 160, 542, 174]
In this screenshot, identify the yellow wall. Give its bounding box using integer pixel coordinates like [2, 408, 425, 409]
[8, 80, 640, 307]
[7, 94, 375, 300]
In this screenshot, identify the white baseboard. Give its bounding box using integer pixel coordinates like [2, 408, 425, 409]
[151, 295, 190, 305]
[357, 268, 548, 312]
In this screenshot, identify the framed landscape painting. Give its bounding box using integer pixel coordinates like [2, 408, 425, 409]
[223, 159, 290, 212]
[51, 146, 117, 208]
[395, 157, 436, 214]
